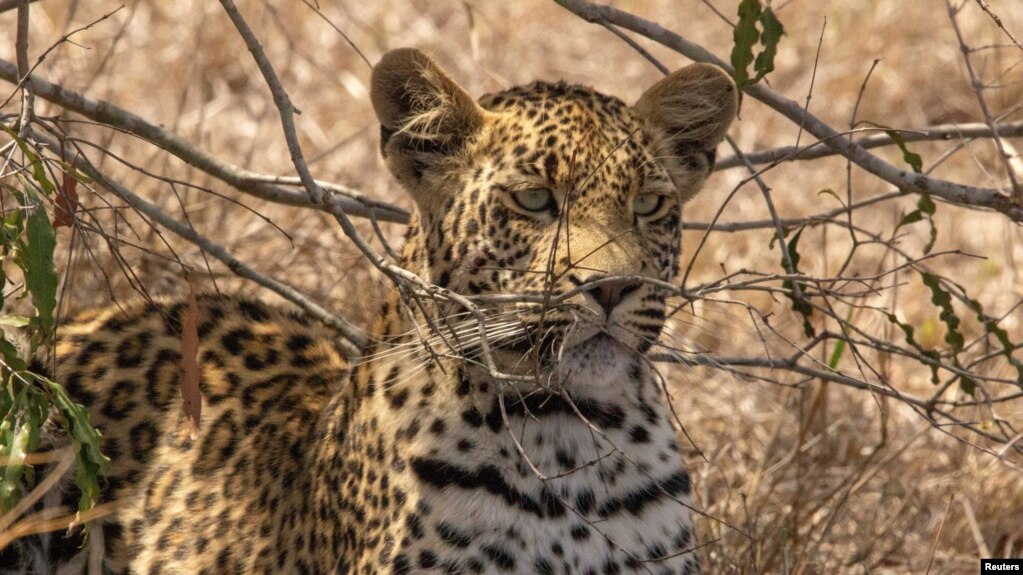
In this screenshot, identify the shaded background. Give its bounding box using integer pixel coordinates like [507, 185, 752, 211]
[2, 0, 1022, 572]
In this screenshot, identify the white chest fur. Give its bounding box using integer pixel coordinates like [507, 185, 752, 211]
[373, 350, 700, 574]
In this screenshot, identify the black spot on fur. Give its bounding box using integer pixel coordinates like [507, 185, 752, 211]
[597, 471, 691, 518]
[116, 332, 152, 368]
[412, 458, 565, 518]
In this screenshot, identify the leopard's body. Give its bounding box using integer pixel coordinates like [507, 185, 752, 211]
[2, 49, 736, 574]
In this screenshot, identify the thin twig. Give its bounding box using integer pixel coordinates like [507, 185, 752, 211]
[724, 135, 804, 301]
[0, 7, 125, 111]
[0, 500, 120, 553]
[0, 448, 75, 534]
[973, 0, 1023, 54]
[300, 0, 372, 69]
[947, 0, 1022, 199]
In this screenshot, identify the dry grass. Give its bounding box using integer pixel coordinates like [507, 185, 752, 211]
[2, 1, 1022, 573]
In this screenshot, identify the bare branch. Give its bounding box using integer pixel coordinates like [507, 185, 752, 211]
[1, 7, 125, 110]
[723, 136, 804, 302]
[218, 0, 325, 205]
[716, 121, 1023, 170]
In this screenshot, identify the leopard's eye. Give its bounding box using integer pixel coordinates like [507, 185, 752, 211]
[632, 193, 665, 218]
[512, 188, 554, 212]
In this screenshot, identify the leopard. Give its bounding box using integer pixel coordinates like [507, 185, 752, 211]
[1, 48, 737, 574]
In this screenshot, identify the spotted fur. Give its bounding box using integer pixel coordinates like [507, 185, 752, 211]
[2, 48, 736, 574]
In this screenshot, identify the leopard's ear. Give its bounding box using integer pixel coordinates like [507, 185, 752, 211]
[634, 64, 737, 202]
[371, 48, 485, 185]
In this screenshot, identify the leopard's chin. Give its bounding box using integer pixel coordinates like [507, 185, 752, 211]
[559, 318, 654, 356]
[551, 332, 644, 390]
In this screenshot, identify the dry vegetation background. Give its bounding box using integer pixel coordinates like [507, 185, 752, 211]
[2, 0, 1023, 573]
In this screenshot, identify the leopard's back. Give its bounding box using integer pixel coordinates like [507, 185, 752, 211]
[5, 296, 348, 574]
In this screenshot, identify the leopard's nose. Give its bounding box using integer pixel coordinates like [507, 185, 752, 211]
[574, 276, 642, 315]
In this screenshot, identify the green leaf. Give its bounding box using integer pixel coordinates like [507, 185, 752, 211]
[731, 0, 762, 91]
[817, 188, 842, 204]
[828, 308, 855, 370]
[916, 193, 937, 254]
[63, 163, 94, 185]
[895, 209, 923, 231]
[958, 375, 977, 396]
[0, 376, 51, 511]
[0, 414, 31, 511]
[1, 212, 23, 253]
[786, 227, 803, 270]
[1, 125, 55, 196]
[780, 226, 815, 337]
[730, 0, 785, 97]
[39, 374, 110, 512]
[753, 6, 784, 82]
[917, 271, 979, 394]
[15, 190, 59, 336]
[891, 194, 937, 254]
[827, 339, 846, 370]
[884, 129, 924, 173]
[959, 291, 1023, 385]
[884, 312, 941, 384]
[0, 336, 27, 372]
[917, 193, 935, 216]
[920, 272, 964, 352]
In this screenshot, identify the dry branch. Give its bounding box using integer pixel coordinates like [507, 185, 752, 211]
[554, 0, 1023, 221]
[716, 121, 1023, 170]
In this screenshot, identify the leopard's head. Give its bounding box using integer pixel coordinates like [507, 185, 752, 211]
[371, 48, 736, 384]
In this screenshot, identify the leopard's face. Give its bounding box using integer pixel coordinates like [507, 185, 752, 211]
[430, 84, 688, 363]
[372, 49, 737, 379]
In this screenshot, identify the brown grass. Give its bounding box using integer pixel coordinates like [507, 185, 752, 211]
[2, 1, 1022, 573]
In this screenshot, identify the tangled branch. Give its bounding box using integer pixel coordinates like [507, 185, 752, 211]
[554, 0, 1023, 221]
